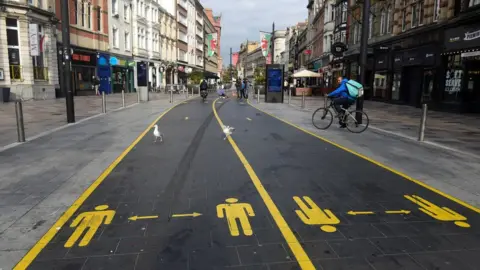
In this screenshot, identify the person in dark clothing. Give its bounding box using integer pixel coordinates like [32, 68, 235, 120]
[327, 76, 356, 128]
[235, 78, 242, 99]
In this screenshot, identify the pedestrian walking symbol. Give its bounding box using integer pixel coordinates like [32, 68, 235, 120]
[405, 195, 470, 228]
[217, 198, 255, 236]
[293, 196, 340, 233]
[64, 205, 115, 248]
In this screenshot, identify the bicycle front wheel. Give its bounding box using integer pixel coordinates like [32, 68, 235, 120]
[345, 110, 369, 133]
[312, 108, 334, 130]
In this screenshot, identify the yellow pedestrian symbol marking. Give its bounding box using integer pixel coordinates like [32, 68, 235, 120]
[347, 211, 374, 215]
[293, 196, 340, 233]
[64, 205, 115, 248]
[217, 198, 255, 236]
[405, 195, 470, 228]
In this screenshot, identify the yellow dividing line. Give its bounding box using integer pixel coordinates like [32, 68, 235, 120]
[247, 100, 480, 215]
[212, 99, 315, 270]
[14, 103, 182, 270]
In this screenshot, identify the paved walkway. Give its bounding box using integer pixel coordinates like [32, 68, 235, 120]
[287, 96, 480, 156]
[5, 93, 480, 269]
[0, 92, 191, 149]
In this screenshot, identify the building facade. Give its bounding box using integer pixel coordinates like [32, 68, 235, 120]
[133, 0, 176, 91]
[204, 8, 222, 75]
[109, 0, 135, 93]
[306, 0, 325, 85]
[321, 0, 335, 86]
[237, 41, 258, 79]
[245, 47, 266, 82]
[273, 30, 286, 64]
[344, 0, 480, 112]
[203, 7, 218, 82]
[1, 0, 59, 100]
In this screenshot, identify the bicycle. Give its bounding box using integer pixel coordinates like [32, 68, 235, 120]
[312, 97, 369, 133]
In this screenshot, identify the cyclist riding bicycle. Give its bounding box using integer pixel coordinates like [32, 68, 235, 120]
[200, 79, 208, 98]
[327, 76, 356, 128]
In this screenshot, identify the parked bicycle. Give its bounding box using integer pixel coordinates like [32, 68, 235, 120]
[312, 97, 369, 133]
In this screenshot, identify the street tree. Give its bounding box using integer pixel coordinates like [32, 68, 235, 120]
[222, 65, 238, 83]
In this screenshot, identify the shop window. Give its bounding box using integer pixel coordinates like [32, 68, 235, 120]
[392, 73, 401, 100]
[422, 69, 435, 102]
[443, 54, 463, 103]
[31, 25, 48, 81]
[373, 72, 388, 99]
[469, 0, 480, 8]
[6, 18, 22, 81]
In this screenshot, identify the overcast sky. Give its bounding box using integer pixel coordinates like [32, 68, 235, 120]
[200, 0, 307, 66]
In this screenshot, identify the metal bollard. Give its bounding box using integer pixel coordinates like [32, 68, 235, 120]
[185, 88, 188, 99]
[121, 90, 125, 108]
[324, 94, 327, 108]
[257, 88, 260, 104]
[15, 100, 26, 142]
[418, 103, 428, 141]
[102, 91, 106, 113]
[288, 88, 291, 104]
[191, 87, 193, 97]
[301, 91, 306, 109]
[169, 90, 173, 103]
[137, 89, 140, 103]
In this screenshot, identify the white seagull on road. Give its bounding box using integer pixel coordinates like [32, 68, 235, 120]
[222, 125, 235, 140]
[153, 124, 163, 143]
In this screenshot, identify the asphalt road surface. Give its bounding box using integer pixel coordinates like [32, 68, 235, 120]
[15, 95, 480, 270]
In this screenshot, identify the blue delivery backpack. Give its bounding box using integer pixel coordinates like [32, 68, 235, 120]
[346, 79, 364, 98]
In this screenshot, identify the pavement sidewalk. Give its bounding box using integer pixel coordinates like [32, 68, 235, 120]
[0, 95, 191, 269]
[251, 101, 480, 209]
[286, 96, 480, 157]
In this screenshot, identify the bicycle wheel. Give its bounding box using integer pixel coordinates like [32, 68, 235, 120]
[344, 110, 369, 133]
[312, 108, 334, 130]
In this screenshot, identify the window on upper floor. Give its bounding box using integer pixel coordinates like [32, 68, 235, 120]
[411, 0, 424, 28]
[401, 0, 407, 31]
[124, 4, 130, 21]
[433, 0, 440, 21]
[113, 26, 119, 48]
[96, 6, 101, 31]
[469, 0, 480, 8]
[112, 0, 118, 15]
[386, 5, 392, 33]
[341, 1, 347, 23]
[368, 11, 373, 38]
[380, 9, 386, 35]
[125, 31, 130, 51]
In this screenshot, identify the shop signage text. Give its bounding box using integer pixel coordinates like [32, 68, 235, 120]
[465, 30, 480, 41]
[331, 42, 347, 57]
[73, 54, 91, 62]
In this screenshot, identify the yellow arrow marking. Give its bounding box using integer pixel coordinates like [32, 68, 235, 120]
[246, 117, 252, 121]
[385, 210, 411, 214]
[171, 212, 202, 218]
[347, 211, 375, 215]
[128, 215, 159, 221]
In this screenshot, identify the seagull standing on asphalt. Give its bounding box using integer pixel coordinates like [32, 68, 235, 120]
[153, 124, 163, 143]
[222, 125, 235, 140]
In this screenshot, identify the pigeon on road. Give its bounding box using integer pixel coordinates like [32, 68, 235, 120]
[153, 124, 163, 143]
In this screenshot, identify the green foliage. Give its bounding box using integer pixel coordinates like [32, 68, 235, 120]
[254, 67, 265, 85]
[222, 65, 238, 83]
[188, 71, 204, 84]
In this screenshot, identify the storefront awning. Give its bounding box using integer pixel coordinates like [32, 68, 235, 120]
[204, 71, 219, 79]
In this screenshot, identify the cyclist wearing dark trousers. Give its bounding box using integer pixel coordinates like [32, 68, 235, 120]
[327, 76, 356, 128]
[235, 79, 242, 98]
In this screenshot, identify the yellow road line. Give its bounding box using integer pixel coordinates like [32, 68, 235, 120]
[247, 100, 480, 214]
[212, 99, 315, 269]
[14, 103, 181, 270]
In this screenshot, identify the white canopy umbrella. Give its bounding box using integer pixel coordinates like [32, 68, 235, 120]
[293, 69, 321, 78]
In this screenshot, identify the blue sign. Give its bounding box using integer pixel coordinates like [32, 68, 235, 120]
[267, 68, 282, 92]
[109, 56, 118, 66]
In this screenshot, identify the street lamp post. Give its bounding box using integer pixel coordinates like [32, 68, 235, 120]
[357, 0, 370, 119]
[61, 0, 75, 123]
[272, 22, 275, 64]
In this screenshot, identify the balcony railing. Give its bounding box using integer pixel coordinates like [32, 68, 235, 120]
[10, 65, 23, 81]
[178, 0, 187, 10]
[33, 67, 49, 81]
[177, 14, 187, 26]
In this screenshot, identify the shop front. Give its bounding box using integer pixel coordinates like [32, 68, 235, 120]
[110, 56, 134, 93]
[372, 52, 390, 101]
[69, 48, 98, 96]
[393, 46, 439, 107]
[441, 22, 480, 113]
